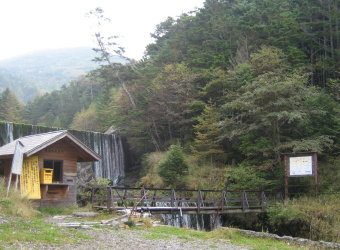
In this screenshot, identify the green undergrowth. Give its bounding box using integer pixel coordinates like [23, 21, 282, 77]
[0, 218, 91, 248]
[142, 226, 304, 249]
[0, 178, 37, 218]
[267, 194, 340, 243]
[37, 205, 118, 222]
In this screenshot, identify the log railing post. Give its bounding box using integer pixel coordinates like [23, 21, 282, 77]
[178, 191, 182, 207]
[242, 191, 249, 211]
[141, 187, 146, 207]
[261, 191, 267, 210]
[152, 190, 157, 207]
[197, 190, 201, 213]
[107, 186, 113, 210]
[221, 191, 226, 211]
[170, 189, 175, 207]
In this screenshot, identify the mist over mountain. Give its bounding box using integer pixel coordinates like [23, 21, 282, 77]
[0, 47, 123, 102]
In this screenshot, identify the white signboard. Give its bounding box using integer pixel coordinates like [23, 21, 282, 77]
[289, 156, 313, 176]
[11, 141, 24, 175]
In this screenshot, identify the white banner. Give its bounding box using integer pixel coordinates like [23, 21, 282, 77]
[11, 141, 25, 175]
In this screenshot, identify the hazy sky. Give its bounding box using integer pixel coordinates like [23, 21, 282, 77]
[0, 0, 204, 61]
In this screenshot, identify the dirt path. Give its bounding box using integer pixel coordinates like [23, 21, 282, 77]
[7, 227, 250, 250]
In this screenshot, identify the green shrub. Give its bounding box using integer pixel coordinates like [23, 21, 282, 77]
[159, 145, 189, 189]
[139, 152, 165, 188]
[227, 163, 272, 191]
[124, 220, 136, 228]
[77, 178, 112, 206]
[267, 195, 340, 242]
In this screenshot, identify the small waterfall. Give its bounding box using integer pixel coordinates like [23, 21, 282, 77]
[0, 121, 125, 185]
[153, 200, 222, 230]
[161, 213, 222, 230]
[5, 123, 13, 143]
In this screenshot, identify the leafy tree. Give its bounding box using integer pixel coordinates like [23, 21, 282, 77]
[159, 145, 189, 189]
[70, 104, 101, 131]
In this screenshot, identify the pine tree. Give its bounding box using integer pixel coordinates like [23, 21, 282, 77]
[159, 145, 189, 189]
[0, 88, 23, 122]
[192, 103, 224, 163]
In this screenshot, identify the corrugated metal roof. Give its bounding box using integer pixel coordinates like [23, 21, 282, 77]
[0, 130, 100, 161]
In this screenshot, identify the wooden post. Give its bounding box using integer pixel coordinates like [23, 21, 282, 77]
[261, 191, 266, 210]
[284, 155, 289, 199]
[197, 190, 201, 213]
[221, 191, 225, 211]
[242, 191, 249, 211]
[202, 192, 206, 207]
[6, 173, 13, 197]
[152, 190, 156, 207]
[313, 152, 318, 195]
[107, 186, 113, 210]
[141, 187, 146, 207]
[178, 191, 182, 207]
[170, 189, 175, 207]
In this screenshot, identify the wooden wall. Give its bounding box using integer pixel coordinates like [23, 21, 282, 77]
[34, 138, 80, 207]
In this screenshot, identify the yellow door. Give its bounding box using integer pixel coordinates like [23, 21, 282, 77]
[20, 156, 41, 199]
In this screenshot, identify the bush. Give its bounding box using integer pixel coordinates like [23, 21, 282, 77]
[159, 145, 189, 189]
[187, 156, 227, 190]
[267, 195, 340, 242]
[227, 163, 272, 191]
[139, 152, 165, 188]
[77, 178, 112, 206]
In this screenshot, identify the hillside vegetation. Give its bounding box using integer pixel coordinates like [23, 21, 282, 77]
[0, 0, 339, 194]
[0, 48, 124, 102]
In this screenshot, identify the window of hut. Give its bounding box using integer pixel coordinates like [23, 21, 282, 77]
[44, 160, 63, 182]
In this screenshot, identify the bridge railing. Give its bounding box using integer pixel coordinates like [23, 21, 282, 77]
[91, 186, 283, 213]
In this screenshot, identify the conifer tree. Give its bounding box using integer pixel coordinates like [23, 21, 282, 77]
[192, 103, 224, 163]
[159, 145, 188, 189]
[0, 88, 23, 122]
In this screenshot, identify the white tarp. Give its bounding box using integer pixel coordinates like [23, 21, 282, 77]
[289, 155, 313, 176]
[11, 141, 24, 175]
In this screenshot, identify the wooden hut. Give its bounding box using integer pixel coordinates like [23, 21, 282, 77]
[0, 130, 100, 206]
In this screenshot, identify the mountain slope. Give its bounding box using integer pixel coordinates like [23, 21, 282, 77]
[0, 47, 123, 102]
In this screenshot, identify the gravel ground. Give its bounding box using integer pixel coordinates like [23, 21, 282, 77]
[4, 227, 250, 250]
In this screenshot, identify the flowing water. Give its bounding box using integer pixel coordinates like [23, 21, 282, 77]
[0, 122, 125, 185]
[147, 201, 222, 230]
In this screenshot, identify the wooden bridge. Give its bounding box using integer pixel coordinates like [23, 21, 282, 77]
[91, 187, 283, 214]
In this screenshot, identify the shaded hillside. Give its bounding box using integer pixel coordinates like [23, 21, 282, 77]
[0, 69, 38, 102]
[0, 47, 124, 102]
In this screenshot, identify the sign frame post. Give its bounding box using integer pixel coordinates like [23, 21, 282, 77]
[6, 141, 24, 196]
[283, 152, 318, 199]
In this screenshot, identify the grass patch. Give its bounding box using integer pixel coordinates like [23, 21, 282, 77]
[267, 194, 340, 242]
[37, 206, 78, 216]
[143, 226, 303, 249]
[0, 178, 37, 218]
[0, 218, 91, 246]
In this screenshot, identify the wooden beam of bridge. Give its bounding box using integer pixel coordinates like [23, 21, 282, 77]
[91, 186, 283, 214]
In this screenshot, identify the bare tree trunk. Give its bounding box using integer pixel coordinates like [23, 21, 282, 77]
[95, 33, 137, 109]
[152, 117, 162, 149]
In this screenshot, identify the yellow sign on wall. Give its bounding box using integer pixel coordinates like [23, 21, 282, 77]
[20, 156, 41, 199]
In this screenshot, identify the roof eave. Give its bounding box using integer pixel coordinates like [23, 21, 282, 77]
[25, 131, 101, 162]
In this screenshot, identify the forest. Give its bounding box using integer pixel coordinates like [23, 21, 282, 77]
[0, 0, 339, 193]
